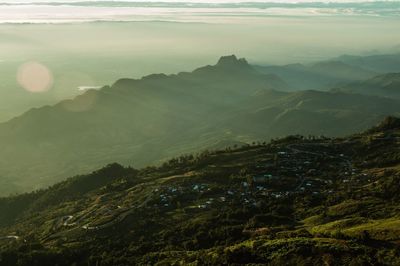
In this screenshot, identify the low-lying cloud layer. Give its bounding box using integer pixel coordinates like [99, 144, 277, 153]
[0, 1, 399, 23]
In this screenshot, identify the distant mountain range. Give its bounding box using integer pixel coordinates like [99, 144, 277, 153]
[255, 53, 400, 91]
[255, 60, 377, 91]
[335, 53, 400, 73]
[334, 73, 400, 99]
[0, 55, 399, 195]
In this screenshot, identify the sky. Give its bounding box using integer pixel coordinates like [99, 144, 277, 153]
[0, 0, 399, 121]
[0, 0, 399, 24]
[0, 0, 398, 2]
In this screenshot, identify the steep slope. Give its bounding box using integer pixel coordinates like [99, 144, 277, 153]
[0, 56, 399, 196]
[0, 55, 287, 195]
[335, 72, 400, 99]
[0, 117, 399, 265]
[0, 163, 136, 227]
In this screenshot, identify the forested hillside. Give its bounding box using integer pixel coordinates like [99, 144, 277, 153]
[0, 117, 399, 265]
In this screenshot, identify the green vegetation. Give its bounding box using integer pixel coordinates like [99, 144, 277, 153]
[1, 55, 400, 196]
[0, 117, 400, 265]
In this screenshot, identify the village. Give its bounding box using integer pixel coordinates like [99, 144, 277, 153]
[49, 138, 378, 234]
[143, 141, 365, 212]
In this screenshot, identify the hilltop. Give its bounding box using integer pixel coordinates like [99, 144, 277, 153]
[0, 117, 399, 265]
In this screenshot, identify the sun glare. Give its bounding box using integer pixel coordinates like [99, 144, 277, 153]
[17, 61, 53, 93]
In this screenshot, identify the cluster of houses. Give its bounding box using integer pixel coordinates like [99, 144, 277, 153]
[90, 141, 374, 223]
[96, 143, 374, 227]
[247, 143, 370, 197]
[49, 138, 385, 239]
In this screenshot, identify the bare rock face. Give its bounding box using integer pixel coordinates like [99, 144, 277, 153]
[216, 55, 249, 68]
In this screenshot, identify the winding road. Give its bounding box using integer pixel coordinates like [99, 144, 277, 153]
[0, 235, 19, 240]
[81, 188, 156, 231]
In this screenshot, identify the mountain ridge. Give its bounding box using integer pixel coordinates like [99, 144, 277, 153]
[0, 56, 399, 196]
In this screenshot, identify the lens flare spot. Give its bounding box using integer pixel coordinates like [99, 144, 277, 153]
[17, 61, 53, 93]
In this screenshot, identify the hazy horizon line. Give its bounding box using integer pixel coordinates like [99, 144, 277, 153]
[1, 0, 399, 24]
[1, 0, 400, 5]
